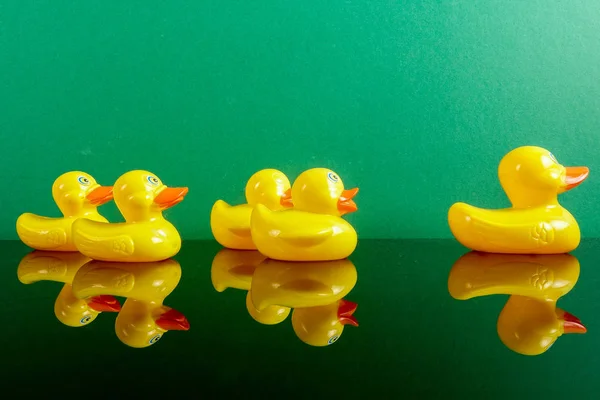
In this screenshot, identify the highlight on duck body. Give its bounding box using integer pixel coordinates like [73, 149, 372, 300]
[448, 146, 589, 254]
[251, 168, 359, 261]
[448, 251, 586, 356]
[72, 170, 188, 262]
[211, 169, 293, 250]
[71, 259, 190, 348]
[17, 251, 121, 327]
[16, 171, 114, 252]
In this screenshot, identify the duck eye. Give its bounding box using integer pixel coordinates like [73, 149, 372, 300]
[147, 176, 160, 186]
[327, 172, 339, 183]
[80, 315, 92, 325]
[149, 334, 162, 344]
[78, 176, 91, 186]
[328, 335, 340, 345]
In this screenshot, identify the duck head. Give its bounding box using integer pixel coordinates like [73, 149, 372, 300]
[54, 284, 121, 327]
[498, 146, 589, 208]
[115, 300, 190, 348]
[497, 296, 586, 356]
[245, 169, 293, 210]
[290, 168, 358, 216]
[112, 170, 188, 222]
[51, 171, 113, 217]
[292, 299, 358, 347]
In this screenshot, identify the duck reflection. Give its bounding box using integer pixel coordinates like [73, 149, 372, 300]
[211, 249, 359, 346]
[17, 251, 121, 327]
[71, 259, 190, 348]
[448, 252, 586, 356]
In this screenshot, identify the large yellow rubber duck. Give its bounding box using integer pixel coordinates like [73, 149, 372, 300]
[251, 168, 359, 261]
[448, 146, 589, 254]
[448, 252, 586, 356]
[16, 171, 114, 251]
[71, 259, 190, 348]
[211, 169, 292, 250]
[17, 251, 121, 327]
[72, 170, 188, 262]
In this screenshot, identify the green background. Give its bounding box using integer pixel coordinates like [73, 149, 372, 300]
[2, 1, 599, 240]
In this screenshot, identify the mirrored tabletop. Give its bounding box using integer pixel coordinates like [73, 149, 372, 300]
[2, 239, 597, 398]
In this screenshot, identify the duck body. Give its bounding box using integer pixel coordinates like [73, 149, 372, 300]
[449, 203, 580, 254]
[210, 169, 292, 250]
[73, 218, 181, 262]
[72, 170, 188, 262]
[448, 146, 589, 254]
[16, 171, 113, 251]
[251, 205, 357, 261]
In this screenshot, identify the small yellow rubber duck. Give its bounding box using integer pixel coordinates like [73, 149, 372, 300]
[448, 146, 589, 254]
[72, 170, 188, 262]
[211, 169, 292, 250]
[292, 299, 358, 347]
[71, 259, 190, 348]
[17, 251, 121, 327]
[448, 251, 586, 356]
[211, 248, 267, 292]
[251, 168, 359, 261]
[16, 172, 114, 252]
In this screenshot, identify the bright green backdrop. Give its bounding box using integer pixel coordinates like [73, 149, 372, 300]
[1, 1, 599, 239]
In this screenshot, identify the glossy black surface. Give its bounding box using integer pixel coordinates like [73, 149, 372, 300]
[2, 240, 598, 397]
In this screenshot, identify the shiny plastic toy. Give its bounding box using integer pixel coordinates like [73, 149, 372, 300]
[448, 252, 586, 356]
[292, 299, 358, 347]
[16, 171, 114, 251]
[17, 251, 121, 327]
[211, 169, 292, 250]
[211, 248, 267, 292]
[71, 259, 189, 348]
[73, 170, 188, 262]
[251, 168, 359, 261]
[448, 146, 589, 254]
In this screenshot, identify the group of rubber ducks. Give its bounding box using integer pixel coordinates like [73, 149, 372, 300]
[15, 170, 191, 348]
[447, 145, 590, 356]
[210, 167, 360, 346]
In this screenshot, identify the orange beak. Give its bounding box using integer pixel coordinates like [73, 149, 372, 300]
[337, 188, 359, 215]
[88, 295, 121, 312]
[280, 188, 293, 208]
[154, 187, 189, 210]
[563, 167, 589, 192]
[338, 299, 358, 327]
[561, 310, 587, 334]
[156, 308, 190, 331]
[86, 186, 114, 206]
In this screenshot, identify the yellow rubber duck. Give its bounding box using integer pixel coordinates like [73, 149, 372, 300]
[71, 259, 190, 348]
[211, 169, 292, 250]
[17, 251, 121, 327]
[292, 299, 358, 347]
[72, 170, 188, 262]
[211, 248, 267, 292]
[16, 171, 114, 252]
[448, 252, 586, 356]
[249, 258, 358, 311]
[448, 146, 589, 254]
[251, 168, 359, 261]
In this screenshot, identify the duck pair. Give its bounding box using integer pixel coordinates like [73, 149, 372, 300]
[211, 168, 359, 261]
[16, 170, 188, 262]
[448, 146, 589, 254]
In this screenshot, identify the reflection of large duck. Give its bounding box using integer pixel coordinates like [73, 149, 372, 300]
[448, 252, 586, 356]
[17, 251, 121, 327]
[71, 259, 190, 348]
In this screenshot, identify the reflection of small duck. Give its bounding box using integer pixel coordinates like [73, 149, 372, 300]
[448, 146, 589, 254]
[211, 169, 292, 250]
[292, 299, 358, 347]
[73, 170, 188, 262]
[17, 172, 113, 251]
[71, 259, 189, 348]
[448, 251, 586, 356]
[17, 251, 121, 327]
[211, 248, 267, 292]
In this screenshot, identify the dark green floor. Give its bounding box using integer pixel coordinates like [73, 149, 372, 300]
[1, 240, 597, 398]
